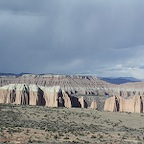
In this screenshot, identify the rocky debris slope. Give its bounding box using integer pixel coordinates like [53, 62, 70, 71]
[104, 95, 144, 113]
[0, 84, 97, 109]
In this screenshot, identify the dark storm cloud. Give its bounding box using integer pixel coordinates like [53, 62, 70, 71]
[0, 0, 144, 78]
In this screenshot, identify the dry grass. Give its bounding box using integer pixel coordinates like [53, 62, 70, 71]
[0, 104, 144, 143]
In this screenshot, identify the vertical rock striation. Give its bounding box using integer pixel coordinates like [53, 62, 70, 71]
[0, 84, 72, 108]
[104, 95, 144, 113]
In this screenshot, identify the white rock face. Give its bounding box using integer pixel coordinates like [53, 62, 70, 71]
[42, 86, 61, 107]
[0, 84, 41, 105]
[90, 100, 97, 109]
[0, 84, 72, 108]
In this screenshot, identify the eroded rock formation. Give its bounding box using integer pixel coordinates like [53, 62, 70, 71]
[0, 74, 112, 96]
[104, 95, 144, 113]
[61, 91, 72, 108]
[1, 74, 144, 111]
[1, 74, 144, 98]
[0, 84, 72, 108]
[0, 84, 97, 109]
[78, 96, 88, 108]
[90, 100, 97, 109]
[78, 96, 85, 108]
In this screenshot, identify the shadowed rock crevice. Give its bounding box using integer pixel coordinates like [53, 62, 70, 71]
[70, 96, 81, 108]
[84, 101, 88, 108]
[115, 97, 120, 112]
[58, 91, 64, 107]
[37, 88, 45, 106]
[140, 96, 143, 113]
[20, 91, 29, 105]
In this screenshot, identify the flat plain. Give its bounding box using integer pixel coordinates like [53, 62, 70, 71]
[0, 104, 144, 144]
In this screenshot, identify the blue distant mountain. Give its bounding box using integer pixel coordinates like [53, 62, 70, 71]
[0, 72, 31, 76]
[0, 73, 17, 76]
[99, 77, 141, 84]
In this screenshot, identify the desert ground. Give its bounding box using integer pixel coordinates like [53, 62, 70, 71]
[0, 104, 144, 144]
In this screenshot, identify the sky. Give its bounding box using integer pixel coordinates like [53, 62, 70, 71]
[0, 0, 144, 79]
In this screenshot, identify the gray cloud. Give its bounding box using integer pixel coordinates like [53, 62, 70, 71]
[0, 0, 144, 78]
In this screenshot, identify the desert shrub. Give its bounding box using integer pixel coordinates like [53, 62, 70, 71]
[91, 135, 96, 138]
[53, 134, 59, 139]
[64, 137, 69, 140]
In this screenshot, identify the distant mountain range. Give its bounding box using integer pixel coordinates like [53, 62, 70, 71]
[0, 73, 141, 84]
[0, 72, 30, 76]
[99, 77, 141, 84]
[0, 73, 17, 76]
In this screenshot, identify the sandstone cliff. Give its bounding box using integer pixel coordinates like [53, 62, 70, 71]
[104, 95, 144, 113]
[0, 84, 72, 108]
[0, 84, 98, 108]
[90, 100, 97, 109]
[78, 96, 84, 108]
[41, 86, 72, 108]
[1, 74, 144, 111]
[61, 91, 72, 108]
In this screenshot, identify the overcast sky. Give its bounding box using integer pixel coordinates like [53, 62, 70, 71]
[0, 0, 144, 79]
